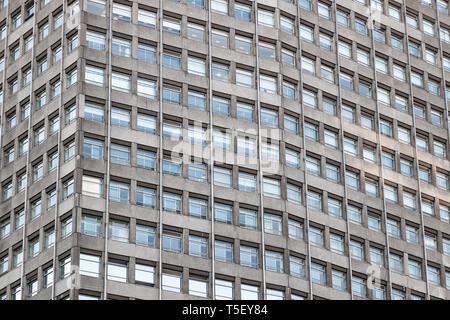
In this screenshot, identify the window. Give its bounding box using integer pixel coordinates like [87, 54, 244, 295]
[189, 235, 208, 258]
[87, 0, 106, 16]
[428, 265, 440, 286]
[112, 72, 131, 92]
[163, 192, 182, 214]
[215, 240, 233, 263]
[266, 288, 284, 300]
[138, 10, 156, 29]
[338, 41, 352, 59]
[311, 263, 326, 285]
[287, 255, 306, 282]
[262, 142, 279, 162]
[211, 0, 228, 14]
[263, 177, 281, 199]
[399, 158, 413, 177]
[318, 2, 331, 19]
[307, 190, 322, 211]
[81, 215, 101, 237]
[330, 233, 345, 255]
[385, 219, 400, 240]
[319, 33, 332, 51]
[285, 183, 301, 205]
[286, 218, 303, 240]
[423, 20, 435, 36]
[80, 254, 100, 277]
[331, 269, 346, 291]
[86, 31, 105, 51]
[163, 156, 181, 176]
[0, 219, 10, 239]
[280, 16, 294, 34]
[238, 172, 256, 193]
[188, 162, 207, 182]
[337, 10, 350, 27]
[425, 49, 438, 65]
[240, 208, 257, 230]
[265, 251, 283, 273]
[328, 198, 342, 218]
[108, 261, 128, 283]
[349, 241, 364, 263]
[33, 161, 44, 182]
[264, 213, 282, 235]
[237, 102, 254, 122]
[135, 264, 155, 286]
[437, 172, 449, 190]
[215, 279, 233, 300]
[259, 75, 277, 94]
[235, 35, 252, 54]
[340, 73, 353, 91]
[14, 209, 24, 231]
[369, 246, 384, 266]
[403, 191, 416, 210]
[373, 28, 386, 43]
[240, 246, 258, 268]
[214, 203, 232, 224]
[235, 3, 251, 21]
[356, 48, 370, 66]
[302, 89, 317, 108]
[236, 69, 253, 88]
[212, 63, 229, 81]
[61, 216, 72, 239]
[409, 41, 421, 57]
[137, 44, 156, 64]
[391, 34, 403, 51]
[213, 167, 232, 188]
[163, 52, 181, 70]
[136, 225, 155, 247]
[347, 204, 362, 225]
[434, 140, 447, 159]
[188, 91, 206, 110]
[136, 187, 155, 208]
[83, 138, 103, 160]
[212, 29, 228, 48]
[425, 233, 437, 251]
[408, 259, 422, 280]
[189, 276, 208, 298]
[85, 65, 105, 86]
[355, 18, 367, 35]
[300, 24, 314, 42]
[306, 156, 320, 176]
[309, 226, 324, 247]
[258, 9, 274, 27]
[212, 96, 230, 116]
[406, 225, 419, 244]
[108, 220, 129, 242]
[321, 65, 334, 83]
[362, 213, 379, 232]
[162, 272, 182, 292]
[258, 42, 276, 60]
[109, 181, 129, 204]
[241, 284, 259, 300]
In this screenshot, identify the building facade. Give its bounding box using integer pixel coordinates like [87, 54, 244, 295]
[0, 0, 449, 300]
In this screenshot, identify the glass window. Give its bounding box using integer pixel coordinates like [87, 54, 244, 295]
[214, 203, 232, 224]
[240, 246, 258, 268]
[135, 264, 155, 286]
[136, 225, 155, 247]
[162, 233, 182, 253]
[215, 240, 233, 263]
[189, 235, 208, 258]
[265, 251, 283, 273]
[138, 10, 156, 29]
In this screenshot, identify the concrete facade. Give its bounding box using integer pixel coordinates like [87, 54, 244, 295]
[0, 0, 449, 300]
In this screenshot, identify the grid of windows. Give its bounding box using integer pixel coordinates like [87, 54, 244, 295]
[0, 0, 448, 302]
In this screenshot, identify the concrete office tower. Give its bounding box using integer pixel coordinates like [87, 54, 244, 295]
[0, 0, 449, 301]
